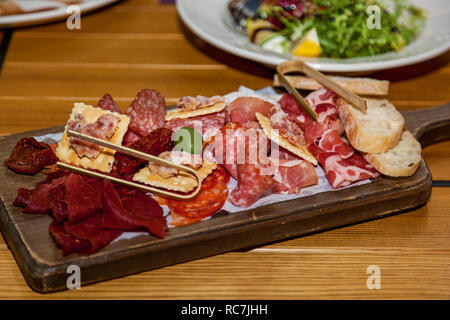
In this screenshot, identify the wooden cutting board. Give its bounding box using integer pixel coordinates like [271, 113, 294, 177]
[0, 103, 449, 293]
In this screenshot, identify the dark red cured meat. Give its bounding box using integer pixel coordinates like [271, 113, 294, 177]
[49, 221, 91, 256]
[166, 166, 230, 218]
[63, 173, 104, 224]
[24, 176, 66, 214]
[47, 183, 68, 224]
[126, 89, 166, 136]
[4, 137, 58, 175]
[229, 97, 272, 125]
[122, 129, 141, 146]
[102, 180, 167, 238]
[97, 93, 122, 114]
[63, 213, 123, 255]
[13, 188, 34, 208]
[112, 127, 174, 176]
[166, 111, 226, 141]
[229, 162, 274, 208]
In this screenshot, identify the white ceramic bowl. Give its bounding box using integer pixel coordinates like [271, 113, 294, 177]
[177, 0, 450, 72]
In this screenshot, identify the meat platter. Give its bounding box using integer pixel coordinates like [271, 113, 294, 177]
[0, 75, 449, 292]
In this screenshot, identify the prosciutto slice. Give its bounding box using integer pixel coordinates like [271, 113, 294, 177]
[229, 97, 272, 125]
[278, 90, 380, 189]
[272, 159, 318, 194]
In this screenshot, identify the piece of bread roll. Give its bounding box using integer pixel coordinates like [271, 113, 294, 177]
[363, 130, 422, 177]
[337, 98, 404, 154]
[273, 75, 390, 96]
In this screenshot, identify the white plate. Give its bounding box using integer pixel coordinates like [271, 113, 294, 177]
[0, 0, 120, 28]
[177, 0, 450, 72]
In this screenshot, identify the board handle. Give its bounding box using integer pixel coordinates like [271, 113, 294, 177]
[402, 103, 450, 147]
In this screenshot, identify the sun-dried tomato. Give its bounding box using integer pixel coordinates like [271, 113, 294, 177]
[4, 137, 58, 175]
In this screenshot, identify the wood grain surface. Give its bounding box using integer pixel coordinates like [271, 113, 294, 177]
[0, 0, 449, 299]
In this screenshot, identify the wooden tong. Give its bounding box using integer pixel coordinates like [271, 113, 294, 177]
[57, 130, 202, 200]
[277, 60, 367, 121]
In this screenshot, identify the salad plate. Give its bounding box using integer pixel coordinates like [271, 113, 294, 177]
[176, 0, 450, 72]
[0, 0, 120, 28]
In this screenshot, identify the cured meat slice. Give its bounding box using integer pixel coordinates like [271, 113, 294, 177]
[5, 137, 58, 175]
[304, 122, 354, 159]
[47, 183, 68, 224]
[13, 188, 34, 208]
[272, 159, 318, 194]
[169, 212, 203, 227]
[102, 180, 167, 238]
[97, 94, 122, 114]
[68, 113, 120, 159]
[165, 166, 230, 218]
[24, 175, 66, 214]
[269, 104, 306, 149]
[112, 127, 174, 177]
[229, 97, 272, 125]
[166, 111, 226, 141]
[63, 173, 104, 223]
[63, 213, 123, 255]
[210, 122, 271, 180]
[177, 95, 224, 111]
[309, 144, 380, 188]
[305, 87, 338, 107]
[126, 89, 166, 136]
[122, 129, 141, 146]
[49, 221, 91, 256]
[229, 162, 274, 208]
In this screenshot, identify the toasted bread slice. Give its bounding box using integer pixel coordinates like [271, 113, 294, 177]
[273, 75, 390, 96]
[337, 98, 404, 154]
[363, 130, 421, 177]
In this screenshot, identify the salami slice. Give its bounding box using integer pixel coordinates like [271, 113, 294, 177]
[229, 162, 274, 208]
[165, 166, 230, 219]
[126, 89, 167, 136]
[97, 94, 122, 114]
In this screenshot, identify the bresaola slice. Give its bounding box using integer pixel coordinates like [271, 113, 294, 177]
[102, 180, 167, 238]
[49, 221, 91, 256]
[63, 213, 123, 255]
[14, 170, 167, 256]
[63, 173, 104, 224]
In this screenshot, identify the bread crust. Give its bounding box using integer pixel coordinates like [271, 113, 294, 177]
[363, 131, 421, 177]
[337, 98, 404, 154]
[273, 75, 390, 96]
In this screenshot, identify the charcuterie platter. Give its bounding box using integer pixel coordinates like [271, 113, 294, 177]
[1, 64, 449, 292]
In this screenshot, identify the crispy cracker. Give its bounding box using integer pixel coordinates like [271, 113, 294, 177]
[256, 112, 318, 166]
[133, 161, 217, 193]
[165, 102, 226, 121]
[55, 103, 130, 173]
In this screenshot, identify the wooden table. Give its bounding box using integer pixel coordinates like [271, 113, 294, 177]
[0, 0, 449, 299]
